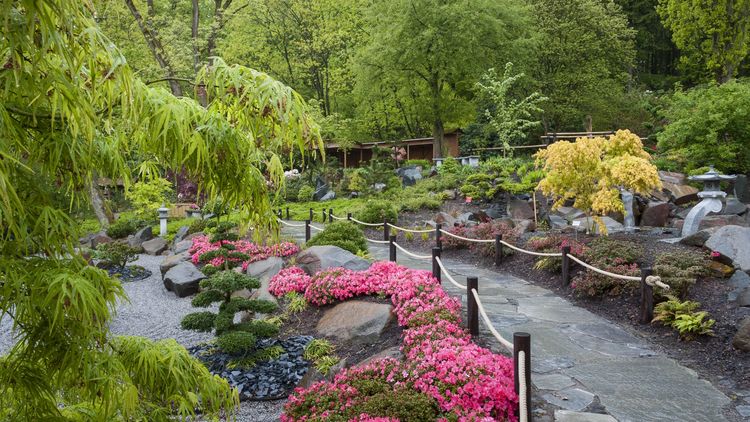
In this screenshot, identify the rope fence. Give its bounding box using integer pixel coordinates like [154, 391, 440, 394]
[388, 223, 433, 234]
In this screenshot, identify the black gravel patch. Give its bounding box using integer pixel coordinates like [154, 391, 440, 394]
[189, 335, 313, 401]
[105, 265, 152, 282]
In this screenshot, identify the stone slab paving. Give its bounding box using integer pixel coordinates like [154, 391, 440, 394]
[281, 224, 737, 421]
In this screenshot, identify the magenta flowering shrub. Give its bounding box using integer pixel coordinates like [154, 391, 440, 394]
[188, 235, 299, 271]
[282, 261, 518, 421]
[443, 221, 517, 256]
[268, 267, 312, 297]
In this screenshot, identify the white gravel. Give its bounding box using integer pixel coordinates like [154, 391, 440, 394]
[0, 253, 285, 421]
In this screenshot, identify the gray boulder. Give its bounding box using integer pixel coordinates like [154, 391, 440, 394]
[699, 214, 748, 230]
[173, 239, 193, 254]
[245, 257, 283, 304]
[91, 232, 112, 249]
[508, 199, 534, 220]
[159, 251, 191, 277]
[705, 225, 750, 271]
[572, 216, 624, 234]
[127, 226, 153, 250]
[434, 212, 457, 227]
[396, 166, 422, 186]
[163, 262, 205, 297]
[729, 271, 750, 303]
[640, 201, 670, 227]
[297, 245, 371, 275]
[554, 206, 586, 222]
[484, 204, 504, 219]
[723, 197, 748, 215]
[548, 214, 568, 230]
[316, 300, 394, 342]
[678, 227, 718, 247]
[142, 237, 168, 255]
[735, 175, 749, 203]
[733, 317, 750, 352]
[173, 226, 190, 244]
[319, 190, 336, 201]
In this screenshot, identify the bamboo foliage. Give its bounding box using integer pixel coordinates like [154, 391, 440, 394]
[0, 0, 319, 419]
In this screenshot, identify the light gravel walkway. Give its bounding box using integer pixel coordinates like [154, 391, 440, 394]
[0, 254, 285, 422]
[281, 223, 743, 422]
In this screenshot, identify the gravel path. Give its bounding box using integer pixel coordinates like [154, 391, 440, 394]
[0, 254, 285, 422]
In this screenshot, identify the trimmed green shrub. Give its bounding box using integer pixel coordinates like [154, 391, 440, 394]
[306, 221, 368, 254]
[297, 185, 315, 202]
[106, 217, 144, 239]
[94, 242, 139, 270]
[355, 199, 398, 224]
[400, 196, 442, 212]
[653, 250, 709, 298]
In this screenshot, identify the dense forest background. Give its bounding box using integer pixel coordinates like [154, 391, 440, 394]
[94, 0, 750, 172]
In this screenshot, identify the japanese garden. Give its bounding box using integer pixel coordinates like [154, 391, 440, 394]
[3, 0, 750, 421]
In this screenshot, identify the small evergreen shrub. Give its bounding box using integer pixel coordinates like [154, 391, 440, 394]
[297, 185, 315, 202]
[653, 250, 709, 298]
[652, 297, 715, 340]
[306, 221, 368, 254]
[94, 242, 139, 270]
[106, 217, 144, 239]
[355, 199, 398, 224]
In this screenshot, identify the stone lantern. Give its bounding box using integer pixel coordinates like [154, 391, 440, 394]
[681, 167, 736, 237]
[158, 204, 170, 237]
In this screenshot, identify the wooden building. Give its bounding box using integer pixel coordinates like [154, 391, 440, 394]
[325, 130, 461, 168]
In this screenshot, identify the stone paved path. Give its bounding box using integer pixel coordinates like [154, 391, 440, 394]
[282, 224, 738, 422]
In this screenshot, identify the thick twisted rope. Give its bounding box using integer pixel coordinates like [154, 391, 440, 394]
[392, 242, 432, 260]
[471, 288, 513, 351]
[330, 214, 346, 221]
[387, 223, 434, 234]
[518, 351, 528, 422]
[276, 218, 306, 228]
[309, 224, 325, 232]
[439, 229, 495, 243]
[365, 237, 390, 244]
[567, 254, 670, 289]
[434, 256, 466, 289]
[350, 217, 383, 227]
[500, 240, 563, 257]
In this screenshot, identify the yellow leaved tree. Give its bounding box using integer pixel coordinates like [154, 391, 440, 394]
[535, 129, 661, 234]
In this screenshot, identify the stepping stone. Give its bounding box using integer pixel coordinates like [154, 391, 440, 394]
[533, 356, 575, 374]
[543, 387, 595, 411]
[554, 410, 616, 422]
[736, 405, 750, 418]
[534, 373, 576, 391]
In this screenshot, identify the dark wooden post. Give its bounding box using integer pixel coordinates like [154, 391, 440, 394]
[495, 234, 503, 266]
[640, 267, 654, 324]
[561, 245, 571, 287]
[347, 212, 352, 221]
[383, 218, 390, 241]
[286, 207, 290, 220]
[389, 235, 397, 262]
[305, 220, 311, 242]
[328, 208, 333, 223]
[278, 209, 283, 218]
[513, 332, 532, 422]
[435, 223, 442, 249]
[467, 277, 479, 336]
[309, 208, 313, 222]
[321, 209, 326, 223]
[432, 247, 442, 283]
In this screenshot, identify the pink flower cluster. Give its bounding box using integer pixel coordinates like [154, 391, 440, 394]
[188, 235, 300, 271]
[281, 261, 518, 421]
[268, 267, 311, 297]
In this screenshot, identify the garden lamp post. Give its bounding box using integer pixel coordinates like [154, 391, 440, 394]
[158, 204, 170, 237]
[681, 166, 736, 237]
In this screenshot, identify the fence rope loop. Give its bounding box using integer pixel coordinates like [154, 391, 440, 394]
[330, 214, 346, 221]
[350, 217, 383, 227]
[439, 229, 495, 243]
[392, 242, 432, 260]
[309, 224, 325, 232]
[276, 218, 306, 228]
[365, 237, 390, 244]
[645, 275, 670, 290]
[387, 223, 434, 234]
[471, 288, 513, 351]
[434, 256, 466, 289]
[500, 240, 564, 257]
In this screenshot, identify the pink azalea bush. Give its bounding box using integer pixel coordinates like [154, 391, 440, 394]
[188, 235, 299, 271]
[279, 261, 518, 421]
[268, 267, 312, 297]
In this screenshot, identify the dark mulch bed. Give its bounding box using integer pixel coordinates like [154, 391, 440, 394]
[369, 207, 750, 398]
[278, 295, 403, 367]
[100, 264, 152, 282]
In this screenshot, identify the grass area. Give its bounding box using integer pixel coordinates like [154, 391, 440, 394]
[279, 198, 367, 222]
[151, 217, 198, 242]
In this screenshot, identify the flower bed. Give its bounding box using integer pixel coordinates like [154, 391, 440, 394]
[188, 235, 299, 271]
[272, 261, 518, 421]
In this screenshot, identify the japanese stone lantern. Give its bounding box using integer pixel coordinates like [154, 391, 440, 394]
[681, 167, 736, 237]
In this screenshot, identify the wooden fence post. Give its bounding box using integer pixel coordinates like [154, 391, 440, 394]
[495, 234, 503, 266]
[389, 235, 397, 262]
[309, 208, 313, 222]
[467, 277, 478, 336]
[561, 245, 571, 287]
[513, 332, 532, 422]
[286, 207, 290, 220]
[328, 208, 333, 223]
[305, 220, 311, 243]
[435, 223, 442, 249]
[383, 219, 390, 241]
[321, 209, 326, 223]
[347, 212, 352, 221]
[640, 266, 654, 324]
[432, 247, 442, 283]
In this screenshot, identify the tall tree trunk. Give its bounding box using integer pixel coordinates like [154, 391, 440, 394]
[89, 181, 113, 229]
[430, 77, 443, 158]
[124, 0, 184, 96]
[192, 0, 208, 106]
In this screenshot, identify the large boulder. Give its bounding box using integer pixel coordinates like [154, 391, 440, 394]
[658, 171, 699, 205]
[679, 227, 718, 247]
[554, 206, 586, 222]
[297, 245, 371, 275]
[173, 226, 190, 244]
[434, 212, 457, 226]
[699, 214, 748, 230]
[396, 166, 423, 186]
[729, 271, 750, 304]
[640, 201, 670, 227]
[548, 214, 568, 230]
[484, 204, 505, 219]
[142, 237, 168, 255]
[572, 216, 623, 234]
[735, 175, 750, 203]
[244, 257, 283, 304]
[159, 251, 191, 277]
[127, 226, 153, 250]
[316, 301, 394, 342]
[733, 317, 750, 352]
[173, 239, 193, 254]
[163, 262, 205, 297]
[705, 226, 750, 271]
[723, 197, 748, 215]
[508, 199, 534, 220]
[91, 232, 112, 249]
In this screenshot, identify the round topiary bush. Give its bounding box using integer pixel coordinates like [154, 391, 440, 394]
[355, 199, 398, 224]
[306, 221, 367, 254]
[297, 185, 315, 202]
